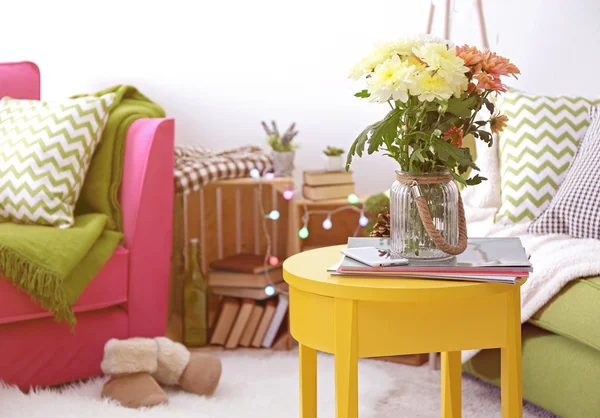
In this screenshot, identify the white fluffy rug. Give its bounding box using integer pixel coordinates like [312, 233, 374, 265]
[0, 350, 554, 418]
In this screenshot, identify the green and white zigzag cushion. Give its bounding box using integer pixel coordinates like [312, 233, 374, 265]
[0, 94, 115, 227]
[495, 91, 600, 224]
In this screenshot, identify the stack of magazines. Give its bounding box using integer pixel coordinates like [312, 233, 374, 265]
[330, 237, 532, 284]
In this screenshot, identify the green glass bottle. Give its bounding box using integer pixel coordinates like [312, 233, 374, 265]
[183, 238, 208, 346]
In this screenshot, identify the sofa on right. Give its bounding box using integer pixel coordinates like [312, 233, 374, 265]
[461, 90, 600, 418]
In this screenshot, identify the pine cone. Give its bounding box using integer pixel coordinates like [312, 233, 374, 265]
[370, 210, 390, 238]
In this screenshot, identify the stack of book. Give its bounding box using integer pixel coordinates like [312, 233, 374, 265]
[208, 253, 287, 299]
[332, 237, 532, 284]
[302, 170, 354, 201]
[209, 295, 289, 349]
[208, 253, 290, 349]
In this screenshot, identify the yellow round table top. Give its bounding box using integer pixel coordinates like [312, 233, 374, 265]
[283, 245, 524, 302]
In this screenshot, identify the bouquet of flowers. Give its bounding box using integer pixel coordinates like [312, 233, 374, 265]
[347, 36, 519, 186]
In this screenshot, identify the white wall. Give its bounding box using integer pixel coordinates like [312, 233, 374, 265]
[3, 0, 600, 193]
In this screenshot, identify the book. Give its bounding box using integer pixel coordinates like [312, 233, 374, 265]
[251, 299, 277, 347]
[209, 253, 281, 275]
[225, 299, 256, 349]
[339, 237, 532, 275]
[208, 267, 284, 288]
[303, 183, 355, 201]
[239, 304, 265, 347]
[261, 294, 289, 348]
[331, 271, 520, 284]
[209, 298, 241, 346]
[303, 170, 354, 186]
[211, 282, 289, 300]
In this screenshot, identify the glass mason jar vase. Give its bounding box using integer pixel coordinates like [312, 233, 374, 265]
[390, 170, 459, 261]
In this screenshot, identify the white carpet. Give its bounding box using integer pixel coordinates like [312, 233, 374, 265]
[0, 350, 555, 418]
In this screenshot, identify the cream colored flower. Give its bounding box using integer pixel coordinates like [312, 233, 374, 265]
[411, 72, 454, 102]
[349, 38, 425, 80]
[366, 55, 417, 103]
[412, 43, 469, 97]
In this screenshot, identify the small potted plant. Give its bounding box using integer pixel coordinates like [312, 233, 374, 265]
[262, 121, 298, 177]
[323, 146, 345, 172]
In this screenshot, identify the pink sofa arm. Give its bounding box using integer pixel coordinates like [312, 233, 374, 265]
[120, 118, 175, 337]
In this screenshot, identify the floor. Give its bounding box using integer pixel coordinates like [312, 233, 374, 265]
[374, 360, 557, 417]
[0, 349, 558, 418]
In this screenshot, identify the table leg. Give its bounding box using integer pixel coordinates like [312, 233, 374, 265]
[299, 343, 317, 418]
[441, 351, 462, 418]
[501, 286, 523, 418]
[334, 298, 358, 418]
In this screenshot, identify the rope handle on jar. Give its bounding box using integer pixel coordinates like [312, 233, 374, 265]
[410, 181, 468, 256]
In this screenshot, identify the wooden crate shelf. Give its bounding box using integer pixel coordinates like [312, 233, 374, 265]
[169, 177, 295, 350]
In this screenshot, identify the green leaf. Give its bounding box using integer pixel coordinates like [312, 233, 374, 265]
[409, 149, 426, 171]
[447, 95, 477, 118]
[432, 137, 475, 168]
[483, 98, 495, 114]
[367, 108, 401, 155]
[478, 130, 492, 144]
[450, 170, 466, 185]
[437, 144, 449, 162]
[346, 120, 381, 170]
[465, 174, 487, 186]
[354, 90, 370, 98]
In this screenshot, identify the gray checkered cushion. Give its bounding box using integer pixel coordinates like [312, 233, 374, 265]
[528, 106, 600, 238]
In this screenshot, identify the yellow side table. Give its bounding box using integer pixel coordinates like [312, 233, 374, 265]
[283, 245, 524, 418]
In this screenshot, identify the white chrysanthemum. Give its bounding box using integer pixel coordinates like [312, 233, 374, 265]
[349, 38, 425, 80]
[387, 37, 423, 56]
[411, 72, 454, 102]
[412, 43, 468, 97]
[366, 55, 417, 103]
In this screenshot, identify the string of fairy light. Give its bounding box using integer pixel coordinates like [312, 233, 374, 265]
[248, 167, 368, 296]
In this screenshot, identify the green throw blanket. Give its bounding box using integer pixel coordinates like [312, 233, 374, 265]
[0, 86, 165, 326]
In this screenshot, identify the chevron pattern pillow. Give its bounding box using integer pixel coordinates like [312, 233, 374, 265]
[495, 90, 600, 224]
[529, 107, 600, 238]
[0, 94, 115, 227]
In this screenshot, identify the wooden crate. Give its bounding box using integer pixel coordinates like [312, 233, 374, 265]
[168, 177, 295, 348]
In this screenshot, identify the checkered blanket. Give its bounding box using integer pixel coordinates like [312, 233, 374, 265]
[174, 145, 272, 195]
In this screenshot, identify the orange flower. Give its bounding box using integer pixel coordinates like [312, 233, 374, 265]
[490, 113, 509, 134]
[443, 126, 464, 148]
[466, 82, 478, 94]
[481, 50, 520, 79]
[476, 72, 506, 92]
[456, 44, 483, 68]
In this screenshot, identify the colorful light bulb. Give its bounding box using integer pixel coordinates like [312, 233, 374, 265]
[283, 190, 294, 200]
[347, 193, 360, 204]
[298, 226, 309, 239]
[264, 172, 275, 179]
[268, 210, 280, 220]
[359, 214, 369, 227]
[322, 217, 332, 230]
[249, 168, 260, 179]
[269, 256, 279, 266]
[264, 285, 275, 296]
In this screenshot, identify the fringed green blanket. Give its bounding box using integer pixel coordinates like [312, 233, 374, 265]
[0, 86, 165, 326]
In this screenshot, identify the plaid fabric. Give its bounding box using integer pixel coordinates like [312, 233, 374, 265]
[174, 145, 272, 195]
[529, 106, 600, 239]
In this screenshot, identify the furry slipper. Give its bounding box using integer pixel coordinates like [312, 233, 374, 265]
[100, 338, 168, 408]
[152, 337, 222, 396]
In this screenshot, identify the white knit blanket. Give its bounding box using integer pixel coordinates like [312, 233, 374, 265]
[460, 140, 600, 362]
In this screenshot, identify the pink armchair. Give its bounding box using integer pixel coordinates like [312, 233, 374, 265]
[0, 62, 174, 389]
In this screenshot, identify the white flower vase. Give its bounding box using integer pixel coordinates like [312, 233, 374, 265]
[324, 155, 345, 172]
[272, 151, 295, 177]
